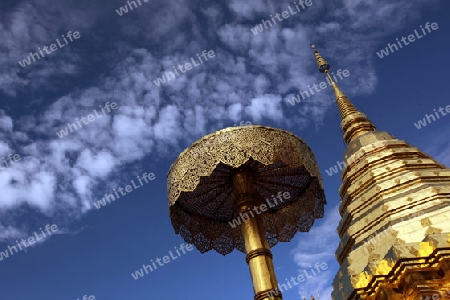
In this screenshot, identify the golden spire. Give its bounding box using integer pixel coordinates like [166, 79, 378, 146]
[310, 44, 376, 144]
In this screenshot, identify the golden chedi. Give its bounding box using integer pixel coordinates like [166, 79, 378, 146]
[311, 44, 450, 299]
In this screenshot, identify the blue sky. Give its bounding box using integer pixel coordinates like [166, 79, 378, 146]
[0, 0, 449, 299]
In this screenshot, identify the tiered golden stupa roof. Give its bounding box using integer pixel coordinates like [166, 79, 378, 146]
[311, 44, 450, 299]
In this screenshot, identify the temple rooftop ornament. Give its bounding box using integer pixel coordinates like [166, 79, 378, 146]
[311, 44, 450, 299]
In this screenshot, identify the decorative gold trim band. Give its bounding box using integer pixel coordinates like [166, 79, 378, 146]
[235, 194, 258, 212]
[254, 289, 283, 300]
[246, 248, 273, 264]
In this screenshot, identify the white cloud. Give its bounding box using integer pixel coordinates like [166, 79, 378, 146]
[227, 103, 243, 121]
[245, 94, 283, 122]
[0, 224, 23, 241]
[0, 142, 13, 156]
[228, 0, 271, 20]
[75, 150, 115, 178]
[0, 0, 95, 96]
[290, 205, 341, 299]
[0, 113, 13, 132]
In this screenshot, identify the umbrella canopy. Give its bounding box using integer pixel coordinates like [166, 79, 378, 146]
[168, 125, 326, 255]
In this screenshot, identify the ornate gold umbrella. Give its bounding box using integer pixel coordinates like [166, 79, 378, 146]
[168, 125, 326, 299]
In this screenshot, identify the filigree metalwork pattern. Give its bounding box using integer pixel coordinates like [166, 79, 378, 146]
[168, 126, 323, 204]
[168, 126, 326, 255]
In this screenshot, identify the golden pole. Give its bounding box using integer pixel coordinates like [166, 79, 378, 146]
[233, 169, 282, 300]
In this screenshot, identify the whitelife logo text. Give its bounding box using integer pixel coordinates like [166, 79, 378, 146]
[55, 102, 118, 139]
[376, 22, 439, 59]
[228, 191, 291, 228]
[0, 224, 59, 262]
[0, 153, 21, 172]
[18, 31, 81, 68]
[92, 172, 155, 209]
[131, 243, 194, 280]
[251, 0, 313, 35]
[413, 104, 450, 129]
[152, 50, 215, 87]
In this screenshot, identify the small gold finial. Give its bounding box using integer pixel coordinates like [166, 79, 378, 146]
[310, 43, 330, 73]
[309, 43, 376, 144]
